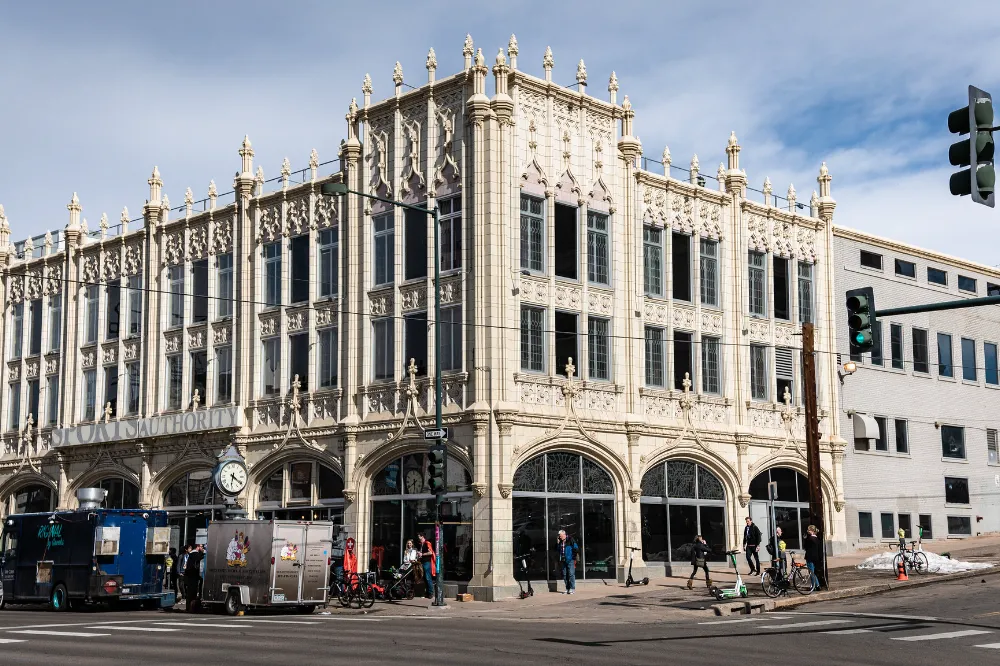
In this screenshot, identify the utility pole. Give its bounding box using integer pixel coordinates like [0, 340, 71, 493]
[802, 322, 827, 588]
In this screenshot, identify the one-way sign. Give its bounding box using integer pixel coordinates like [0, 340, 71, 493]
[423, 428, 449, 440]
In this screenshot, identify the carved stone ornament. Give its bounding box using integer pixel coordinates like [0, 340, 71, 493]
[81, 350, 96, 369]
[316, 305, 336, 327]
[164, 333, 181, 354]
[257, 205, 283, 243]
[45, 265, 63, 296]
[342, 489, 358, 504]
[213, 325, 231, 345]
[188, 328, 206, 350]
[82, 254, 100, 283]
[212, 215, 234, 255]
[288, 310, 306, 332]
[124, 243, 143, 276]
[314, 194, 337, 229]
[45, 357, 58, 375]
[123, 341, 139, 361]
[7, 275, 23, 303]
[260, 316, 278, 337]
[103, 252, 121, 281]
[102, 345, 117, 365]
[369, 293, 393, 316]
[400, 285, 427, 312]
[498, 483, 513, 499]
[400, 120, 425, 195]
[628, 488, 641, 503]
[25, 361, 39, 379]
[287, 198, 309, 236]
[471, 482, 487, 498]
[188, 225, 208, 260]
[163, 231, 184, 266]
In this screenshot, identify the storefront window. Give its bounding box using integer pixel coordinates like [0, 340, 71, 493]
[95, 477, 140, 510]
[511, 452, 616, 582]
[9, 484, 53, 515]
[163, 470, 225, 550]
[254, 460, 345, 533]
[639, 461, 727, 563]
[748, 467, 811, 551]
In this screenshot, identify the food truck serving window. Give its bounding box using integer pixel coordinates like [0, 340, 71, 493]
[95, 526, 120, 556]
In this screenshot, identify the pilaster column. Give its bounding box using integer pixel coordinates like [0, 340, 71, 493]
[233, 138, 256, 421]
[61, 193, 83, 426]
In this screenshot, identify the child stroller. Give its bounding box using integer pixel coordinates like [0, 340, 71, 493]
[514, 550, 534, 599]
[370, 560, 416, 602]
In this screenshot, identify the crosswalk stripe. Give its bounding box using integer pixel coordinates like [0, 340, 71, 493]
[892, 629, 992, 642]
[0, 639, 27, 644]
[823, 629, 872, 635]
[87, 626, 179, 632]
[761, 619, 853, 630]
[975, 643, 1000, 649]
[10, 630, 111, 638]
[155, 622, 250, 628]
[230, 619, 320, 625]
[699, 617, 776, 625]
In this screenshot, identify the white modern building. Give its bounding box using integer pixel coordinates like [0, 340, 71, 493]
[0, 35, 850, 600]
[835, 227, 1000, 547]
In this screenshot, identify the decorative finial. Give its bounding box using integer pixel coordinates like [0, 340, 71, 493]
[281, 157, 291, 178]
[242, 135, 252, 151]
[608, 71, 619, 93]
[148, 167, 163, 202]
[426, 47, 437, 71]
[184, 187, 194, 206]
[99, 213, 109, 238]
[392, 61, 403, 87]
[819, 161, 829, 177]
[162, 193, 170, 211]
[729, 131, 738, 148]
[309, 148, 319, 170]
[576, 59, 587, 86]
[348, 97, 359, 119]
[463, 34, 474, 57]
[81, 218, 89, 236]
[763, 177, 772, 200]
[718, 164, 726, 191]
[691, 154, 699, 171]
[622, 95, 632, 112]
[818, 162, 832, 198]
[543, 45, 554, 71]
[121, 207, 130, 232]
[362, 73, 373, 95]
[508, 34, 518, 68]
[208, 180, 218, 198]
[783, 386, 792, 407]
[44, 231, 53, 249]
[474, 48, 484, 67]
[104, 402, 112, 424]
[495, 48, 506, 67]
[254, 167, 264, 195]
[662, 146, 671, 167]
[787, 183, 797, 211]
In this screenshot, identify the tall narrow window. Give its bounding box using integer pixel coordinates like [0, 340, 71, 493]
[912, 328, 929, 373]
[191, 350, 207, 403]
[890, 324, 904, 370]
[290, 235, 309, 303]
[520, 195, 544, 273]
[126, 361, 140, 415]
[644, 327, 664, 387]
[440, 306, 462, 372]
[192, 259, 208, 323]
[262, 338, 280, 396]
[403, 313, 428, 377]
[871, 321, 883, 366]
[215, 346, 232, 404]
[797, 263, 814, 324]
[699, 239, 718, 306]
[895, 419, 909, 454]
[874, 415, 888, 451]
[47, 375, 60, 425]
[26, 379, 39, 426]
[8, 384, 20, 430]
[166, 355, 183, 410]
[587, 212, 609, 285]
[86, 285, 99, 342]
[672, 233, 691, 301]
[673, 331, 693, 390]
[104, 366, 118, 418]
[554, 204, 578, 280]
[702, 336, 721, 394]
[319, 328, 338, 388]
[748, 251, 766, 317]
[127, 275, 142, 336]
[373, 213, 395, 285]
[961, 337, 977, 381]
[168, 266, 184, 328]
[28, 298, 42, 355]
[10, 302, 23, 360]
[937, 333, 953, 377]
[106, 280, 121, 340]
[216, 254, 233, 319]
[83, 369, 97, 422]
[439, 197, 462, 272]
[318, 229, 338, 298]
[588, 317, 610, 381]
[643, 228, 662, 297]
[775, 347, 794, 403]
[289, 333, 308, 391]
[989, 428, 999, 465]
[520, 307, 544, 372]
[372, 318, 395, 380]
[264, 242, 281, 307]
[554, 312, 578, 377]
[773, 257, 790, 320]
[986, 342, 999, 385]
[750, 344, 768, 401]
[404, 208, 428, 280]
[941, 425, 966, 459]
[48, 293, 62, 352]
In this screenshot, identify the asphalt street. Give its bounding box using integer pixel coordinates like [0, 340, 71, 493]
[0, 574, 998, 665]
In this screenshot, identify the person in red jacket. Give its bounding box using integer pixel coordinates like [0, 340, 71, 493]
[417, 532, 436, 599]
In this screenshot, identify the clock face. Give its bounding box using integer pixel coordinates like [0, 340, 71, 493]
[405, 470, 424, 494]
[218, 460, 248, 495]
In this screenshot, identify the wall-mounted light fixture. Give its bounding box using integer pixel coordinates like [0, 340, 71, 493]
[838, 360, 858, 385]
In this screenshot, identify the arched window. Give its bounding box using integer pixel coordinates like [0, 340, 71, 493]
[511, 452, 616, 582]
[7, 484, 53, 515]
[370, 453, 472, 581]
[95, 477, 140, 509]
[164, 470, 226, 549]
[639, 460, 727, 564]
[255, 460, 345, 525]
[748, 467, 810, 550]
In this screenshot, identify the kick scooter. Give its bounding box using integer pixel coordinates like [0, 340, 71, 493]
[515, 551, 534, 599]
[624, 546, 649, 587]
[709, 550, 748, 601]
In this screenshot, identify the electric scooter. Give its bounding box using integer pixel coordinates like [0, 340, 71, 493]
[515, 551, 534, 599]
[709, 550, 748, 601]
[624, 546, 649, 587]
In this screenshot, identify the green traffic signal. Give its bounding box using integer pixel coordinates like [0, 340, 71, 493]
[846, 287, 877, 355]
[949, 86, 995, 207]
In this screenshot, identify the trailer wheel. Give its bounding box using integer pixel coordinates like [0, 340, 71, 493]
[51, 584, 70, 612]
[296, 605, 314, 615]
[224, 591, 242, 616]
[0, 586, 6, 610]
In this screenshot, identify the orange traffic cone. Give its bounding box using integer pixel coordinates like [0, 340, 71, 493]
[896, 560, 908, 581]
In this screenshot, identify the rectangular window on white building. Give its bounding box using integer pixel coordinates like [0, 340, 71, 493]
[945, 477, 970, 505]
[798, 262, 814, 324]
[83, 369, 97, 422]
[961, 337, 977, 381]
[775, 346, 794, 403]
[26, 379, 39, 426]
[319, 328, 338, 388]
[127, 275, 142, 336]
[372, 318, 394, 380]
[166, 354, 182, 410]
[874, 415, 888, 451]
[941, 425, 965, 459]
[126, 361, 140, 415]
[859, 512, 874, 539]
[881, 513, 895, 539]
[264, 242, 281, 307]
[520, 195, 544, 273]
[168, 266, 184, 328]
[520, 306, 544, 373]
[587, 212, 609, 286]
[49, 293, 62, 352]
[748, 251, 766, 317]
[895, 419, 909, 454]
[373, 213, 395, 286]
[404, 208, 428, 281]
[672, 233, 691, 302]
[871, 321, 883, 366]
[773, 256, 790, 320]
[938, 332, 953, 377]
[643, 228, 662, 297]
[106, 280, 122, 341]
[289, 333, 308, 391]
[673, 331, 693, 390]
[987, 342, 999, 385]
[318, 229, 338, 298]
[192, 259, 208, 323]
[587, 317, 610, 381]
[702, 336, 721, 394]
[216, 254, 233, 319]
[404, 313, 428, 377]
[215, 346, 232, 404]
[987, 428, 998, 465]
[750, 344, 768, 401]
[104, 366, 118, 418]
[554, 311, 578, 377]
[699, 239, 718, 307]
[262, 338, 280, 396]
[9, 302, 23, 360]
[912, 328, 929, 373]
[28, 298, 42, 355]
[948, 516, 972, 536]
[439, 197, 462, 272]
[440, 306, 462, 372]
[47, 375, 59, 426]
[890, 324, 904, 370]
[644, 327, 664, 387]
[8, 383, 20, 430]
[191, 350, 207, 403]
[85, 285, 99, 342]
[290, 234, 310, 304]
[554, 204, 578, 280]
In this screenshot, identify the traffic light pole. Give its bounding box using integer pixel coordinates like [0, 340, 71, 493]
[801, 323, 828, 589]
[432, 205, 447, 608]
[875, 293, 1000, 317]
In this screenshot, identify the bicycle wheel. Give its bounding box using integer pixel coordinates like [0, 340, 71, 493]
[792, 567, 814, 595]
[891, 553, 904, 574]
[363, 583, 376, 609]
[912, 551, 931, 575]
[761, 568, 782, 598]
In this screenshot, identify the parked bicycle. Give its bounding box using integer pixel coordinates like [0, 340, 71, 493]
[332, 570, 374, 608]
[761, 553, 815, 598]
[892, 540, 937, 575]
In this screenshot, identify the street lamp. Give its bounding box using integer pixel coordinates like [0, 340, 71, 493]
[320, 181, 447, 607]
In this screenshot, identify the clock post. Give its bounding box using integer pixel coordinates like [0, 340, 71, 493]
[214, 444, 249, 520]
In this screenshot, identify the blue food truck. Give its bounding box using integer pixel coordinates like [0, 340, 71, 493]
[0, 488, 175, 610]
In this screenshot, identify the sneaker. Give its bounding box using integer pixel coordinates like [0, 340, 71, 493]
[568, 590, 575, 595]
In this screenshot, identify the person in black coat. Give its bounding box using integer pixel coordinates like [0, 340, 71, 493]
[803, 525, 823, 589]
[183, 543, 205, 609]
[685, 535, 712, 589]
[742, 517, 762, 576]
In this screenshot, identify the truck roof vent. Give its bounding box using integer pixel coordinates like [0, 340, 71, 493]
[77, 487, 108, 510]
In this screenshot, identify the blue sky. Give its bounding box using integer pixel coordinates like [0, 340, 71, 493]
[2, 1, 999, 262]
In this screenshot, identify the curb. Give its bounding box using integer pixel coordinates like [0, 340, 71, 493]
[712, 567, 999, 616]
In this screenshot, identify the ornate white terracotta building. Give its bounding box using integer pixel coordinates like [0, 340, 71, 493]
[0, 35, 848, 599]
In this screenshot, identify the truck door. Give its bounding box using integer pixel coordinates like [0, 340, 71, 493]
[271, 524, 305, 604]
[1, 529, 17, 602]
[300, 525, 332, 603]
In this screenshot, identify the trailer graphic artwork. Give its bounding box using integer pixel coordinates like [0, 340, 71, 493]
[280, 541, 298, 561]
[226, 531, 251, 567]
[36, 524, 65, 548]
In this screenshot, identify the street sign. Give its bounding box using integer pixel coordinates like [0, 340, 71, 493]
[424, 428, 448, 440]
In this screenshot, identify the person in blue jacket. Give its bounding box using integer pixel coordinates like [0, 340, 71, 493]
[556, 530, 579, 594]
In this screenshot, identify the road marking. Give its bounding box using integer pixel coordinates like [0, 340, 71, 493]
[230, 619, 321, 625]
[698, 617, 777, 625]
[88, 625, 179, 632]
[0, 620, 160, 631]
[312, 617, 383, 621]
[0, 639, 27, 644]
[893, 629, 993, 642]
[155, 622, 252, 628]
[761, 619, 853, 630]
[823, 629, 872, 635]
[10, 630, 112, 638]
[975, 643, 1000, 649]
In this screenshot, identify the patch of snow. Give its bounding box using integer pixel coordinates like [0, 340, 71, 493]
[857, 550, 993, 573]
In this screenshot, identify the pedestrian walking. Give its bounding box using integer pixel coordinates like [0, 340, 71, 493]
[417, 532, 436, 599]
[178, 545, 192, 600]
[742, 517, 762, 576]
[686, 535, 712, 589]
[183, 543, 205, 611]
[167, 547, 179, 597]
[555, 530, 579, 594]
[803, 525, 822, 589]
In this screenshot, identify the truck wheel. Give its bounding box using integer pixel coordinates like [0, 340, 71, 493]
[224, 592, 241, 616]
[296, 605, 314, 614]
[51, 584, 70, 612]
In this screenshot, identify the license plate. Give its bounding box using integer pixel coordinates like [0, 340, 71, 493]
[121, 588, 132, 594]
[272, 593, 286, 602]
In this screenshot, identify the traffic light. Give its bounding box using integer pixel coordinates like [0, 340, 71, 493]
[846, 287, 877, 355]
[428, 444, 447, 501]
[949, 85, 995, 207]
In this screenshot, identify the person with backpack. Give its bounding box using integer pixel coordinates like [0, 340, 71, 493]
[555, 530, 579, 594]
[686, 535, 712, 589]
[742, 516, 762, 576]
[803, 525, 823, 589]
